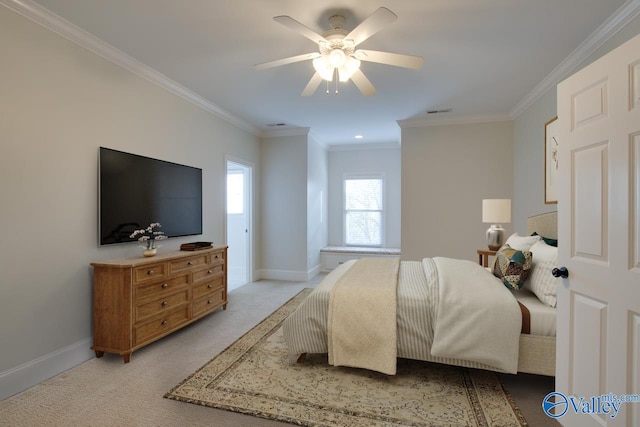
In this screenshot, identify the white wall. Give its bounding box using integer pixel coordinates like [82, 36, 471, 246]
[512, 15, 640, 234]
[0, 7, 260, 400]
[259, 134, 308, 279]
[327, 146, 401, 248]
[307, 136, 328, 275]
[401, 121, 514, 261]
[513, 90, 558, 234]
[260, 132, 329, 280]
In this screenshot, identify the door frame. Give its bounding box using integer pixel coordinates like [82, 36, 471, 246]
[224, 155, 254, 285]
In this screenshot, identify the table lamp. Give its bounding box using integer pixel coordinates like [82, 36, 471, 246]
[482, 199, 511, 250]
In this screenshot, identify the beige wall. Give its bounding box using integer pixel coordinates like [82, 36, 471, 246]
[0, 7, 260, 398]
[401, 121, 514, 261]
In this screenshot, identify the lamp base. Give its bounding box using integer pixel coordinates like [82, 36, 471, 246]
[486, 224, 505, 251]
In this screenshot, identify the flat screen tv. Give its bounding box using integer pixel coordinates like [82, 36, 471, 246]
[99, 147, 202, 245]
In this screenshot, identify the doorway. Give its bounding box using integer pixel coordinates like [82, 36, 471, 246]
[226, 159, 252, 291]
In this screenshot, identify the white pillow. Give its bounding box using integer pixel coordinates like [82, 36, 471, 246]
[526, 240, 558, 307]
[504, 233, 541, 252]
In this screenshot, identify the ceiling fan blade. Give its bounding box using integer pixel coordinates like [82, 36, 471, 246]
[301, 72, 323, 96]
[254, 52, 320, 71]
[350, 69, 376, 96]
[274, 16, 328, 44]
[345, 7, 397, 46]
[354, 49, 423, 69]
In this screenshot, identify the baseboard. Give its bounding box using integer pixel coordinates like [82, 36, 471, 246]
[306, 264, 321, 281]
[258, 268, 310, 282]
[0, 337, 94, 401]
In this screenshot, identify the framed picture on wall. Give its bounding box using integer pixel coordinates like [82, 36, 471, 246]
[544, 117, 559, 204]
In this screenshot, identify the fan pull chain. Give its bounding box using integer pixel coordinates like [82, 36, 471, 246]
[335, 69, 339, 94]
[325, 79, 329, 94]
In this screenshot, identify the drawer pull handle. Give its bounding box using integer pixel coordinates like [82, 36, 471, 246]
[147, 270, 154, 275]
[161, 301, 168, 306]
[187, 261, 193, 265]
[215, 255, 219, 259]
[207, 300, 212, 304]
[207, 284, 212, 289]
[161, 320, 167, 326]
[161, 283, 168, 289]
[208, 270, 213, 274]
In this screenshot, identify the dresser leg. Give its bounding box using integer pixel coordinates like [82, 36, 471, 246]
[94, 350, 104, 359]
[123, 353, 131, 363]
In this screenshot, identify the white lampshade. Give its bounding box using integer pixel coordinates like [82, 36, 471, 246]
[338, 57, 360, 82]
[312, 56, 334, 81]
[482, 199, 511, 224]
[328, 48, 346, 68]
[313, 50, 361, 83]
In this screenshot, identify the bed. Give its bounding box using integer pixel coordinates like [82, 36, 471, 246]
[282, 212, 558, 376]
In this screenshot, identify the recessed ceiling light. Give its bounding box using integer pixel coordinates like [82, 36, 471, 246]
[355, 135, 364, 139]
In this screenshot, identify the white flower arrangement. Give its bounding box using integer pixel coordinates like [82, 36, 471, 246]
[129, 222, 167, 249]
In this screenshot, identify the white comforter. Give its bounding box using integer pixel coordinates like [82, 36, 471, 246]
[429, 257, 521, 373]
[282, 257, 522, 374]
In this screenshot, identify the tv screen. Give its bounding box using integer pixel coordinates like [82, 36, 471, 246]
[99, 147, 202, 245]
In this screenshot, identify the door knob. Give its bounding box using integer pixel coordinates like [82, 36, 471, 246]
[552, 267, 569, 278]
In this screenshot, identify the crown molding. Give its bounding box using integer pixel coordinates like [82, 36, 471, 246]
[1, 0, 260, 136]
[510, 0, 640, 118]
[328, 141, 400, 152]
[259, 127, 311, 139]
[397, 113, 512, 129]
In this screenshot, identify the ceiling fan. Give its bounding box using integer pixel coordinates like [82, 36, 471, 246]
[254, 7, 423, 96]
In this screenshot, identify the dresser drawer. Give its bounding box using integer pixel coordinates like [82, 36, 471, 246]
[169, 253, 209, 274]
[133, 262, 167, 285]
[193, 277, 224, 300]
[134, 274, 189, 302]
[193, 264, 224, 285]
[134, 289, 190, 323]
[210, 250, 225, 265]
[192, 289, 226, 317]
[133, 306, 189, 347]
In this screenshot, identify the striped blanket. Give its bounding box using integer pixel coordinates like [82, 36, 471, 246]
[282, 257, 522, 374]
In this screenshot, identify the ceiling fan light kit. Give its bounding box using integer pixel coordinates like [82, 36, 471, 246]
[255, 7, 424, 96]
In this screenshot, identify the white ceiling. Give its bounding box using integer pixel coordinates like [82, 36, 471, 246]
[19, 0, 635, 146]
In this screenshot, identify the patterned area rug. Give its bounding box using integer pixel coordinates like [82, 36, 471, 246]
[165, 289, 527, 426]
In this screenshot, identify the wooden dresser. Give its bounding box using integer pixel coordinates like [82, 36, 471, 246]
[90, 246, 227, 362]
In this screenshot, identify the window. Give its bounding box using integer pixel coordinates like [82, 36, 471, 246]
[226, 171, 244, 214]
[344, 176, 383, 246]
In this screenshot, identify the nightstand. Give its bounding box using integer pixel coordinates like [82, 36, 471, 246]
[477, 249, 497, 267]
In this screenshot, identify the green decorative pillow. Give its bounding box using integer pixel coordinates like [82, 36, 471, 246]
[492, 244, 533, 290]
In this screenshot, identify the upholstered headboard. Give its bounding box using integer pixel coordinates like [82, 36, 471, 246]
[526, 211, 557, 239]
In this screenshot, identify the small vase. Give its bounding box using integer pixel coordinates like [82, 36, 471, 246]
[143, 248, 157, 257]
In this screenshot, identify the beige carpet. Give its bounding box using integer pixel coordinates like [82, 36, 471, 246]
[166, 288, 527, 427]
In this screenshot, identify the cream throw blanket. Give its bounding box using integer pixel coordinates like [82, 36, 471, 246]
[430, 257, 522, 373]
[327, 258, 400, 375]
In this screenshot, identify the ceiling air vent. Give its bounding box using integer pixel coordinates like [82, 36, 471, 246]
[426, 108, 452, 114]
[266, 123, 287, 127]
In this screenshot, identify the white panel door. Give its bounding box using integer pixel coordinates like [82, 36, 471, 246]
[226, 160, 252, 291]
[555, 33, 640, 426]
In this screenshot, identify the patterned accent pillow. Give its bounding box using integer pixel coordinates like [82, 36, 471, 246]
[492, 244, 533, 290]
[526, 240, 558, 307]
